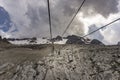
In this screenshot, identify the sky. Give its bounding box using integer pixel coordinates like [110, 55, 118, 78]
[0, 0, 120, 45]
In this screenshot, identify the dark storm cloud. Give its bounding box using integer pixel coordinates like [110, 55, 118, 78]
[26, 4, 48, 28]
[49, 0, 119, 36]
[24, 4, 50, 37]
[0, 0, 119, 38]
[67, 18, 85, 36]
[82, 0, 119, 17]
[49, 0, 84, 36]
[55, 0, 119, 18]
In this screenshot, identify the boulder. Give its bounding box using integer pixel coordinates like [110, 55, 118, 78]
[90, 39, 104, 45]
[0, 37, 10, 45]
[50, 35, 63, 42]
[66, 35, 85, 44]
[0, 36, 2, 40]
[117, 42, 120, 45]
[29, 37, 37, 43]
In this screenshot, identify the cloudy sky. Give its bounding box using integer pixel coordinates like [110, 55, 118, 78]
[0, 0, 120, 45]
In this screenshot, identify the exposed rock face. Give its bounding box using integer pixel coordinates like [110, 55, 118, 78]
[0, 36, 2, 40]
[7, 37, 37, 41]
[56, 36, 62, 41]
[51, 35, 63, 42]
[90, 39, 104, 45]
[0, 36, 2, 41]
[0, 45, 120, 80]
[29, 37, 37, 43]
[65, 35, 104, 45]
[66, 35, 85, 44]
[0, 36, 10, 44]
[118, 42, 120, 45]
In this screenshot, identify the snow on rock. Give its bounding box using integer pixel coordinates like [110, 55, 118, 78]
[9, 38, 67, 45]
[9, 38, 50, 45]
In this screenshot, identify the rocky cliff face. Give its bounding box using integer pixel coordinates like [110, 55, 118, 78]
[118, 42, 120, 45]
[66, 35, 85, 44]
[0, 44, 120, 80]
[0, 36, 10, 46]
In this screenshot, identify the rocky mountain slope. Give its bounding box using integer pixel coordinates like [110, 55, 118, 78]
[0, 44, 120, 80]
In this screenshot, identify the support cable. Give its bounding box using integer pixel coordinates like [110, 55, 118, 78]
[62, 0, 86, 37]
[82, 18, 120, 38]
[47, 0, 53, 40]
[47, 0, 55, 52]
